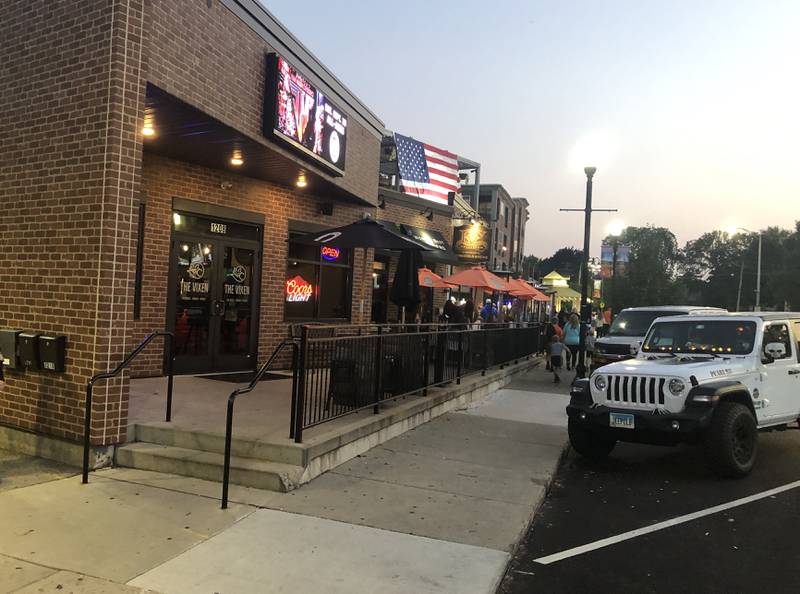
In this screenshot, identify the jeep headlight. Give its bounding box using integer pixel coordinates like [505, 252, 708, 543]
[593, 374, 608, 391]
[668, 378, 686, 395]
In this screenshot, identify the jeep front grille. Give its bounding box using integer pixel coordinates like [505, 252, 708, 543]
[605, 375, 666, 407]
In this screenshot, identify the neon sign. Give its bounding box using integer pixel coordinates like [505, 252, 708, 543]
[320, 246, 340, 261]
[285, 275, 314, 302]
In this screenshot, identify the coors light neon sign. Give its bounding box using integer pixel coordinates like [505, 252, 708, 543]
[285, 275, 314, 302]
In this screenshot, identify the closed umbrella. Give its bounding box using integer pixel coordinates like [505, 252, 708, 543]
[390, 249, 423, 323]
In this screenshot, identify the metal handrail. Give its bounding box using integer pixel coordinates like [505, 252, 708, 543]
[221, 338, 298, 509]
[81, 331, 175, 484]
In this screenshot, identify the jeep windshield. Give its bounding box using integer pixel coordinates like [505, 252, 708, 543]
[642, 320, 757, 355]
[607, 310, 686, 337]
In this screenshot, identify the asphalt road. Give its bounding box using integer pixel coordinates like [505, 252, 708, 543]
[499, 424, 800, 594]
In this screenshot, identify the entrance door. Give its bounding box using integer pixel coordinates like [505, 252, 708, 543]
[168, 214, 261, 374]
[371, 256, 389, 323]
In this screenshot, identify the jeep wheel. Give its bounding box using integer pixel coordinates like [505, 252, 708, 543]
[568, 418, 616, 460]
[705, 402, 758, 478]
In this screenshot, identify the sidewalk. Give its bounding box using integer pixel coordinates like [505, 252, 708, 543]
[0, 365, 571, 594]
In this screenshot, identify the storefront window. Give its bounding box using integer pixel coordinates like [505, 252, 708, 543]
[285, 233, 352, 320]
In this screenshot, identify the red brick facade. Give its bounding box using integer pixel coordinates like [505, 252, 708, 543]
[0, 0, 381, 447]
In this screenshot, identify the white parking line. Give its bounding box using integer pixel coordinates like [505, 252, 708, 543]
[534, 479, 800, 565]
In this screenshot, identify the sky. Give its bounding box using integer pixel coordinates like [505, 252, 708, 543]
[260, 0, 799, 258]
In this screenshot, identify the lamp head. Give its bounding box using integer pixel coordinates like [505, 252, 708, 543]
[584, 166, 597, 179]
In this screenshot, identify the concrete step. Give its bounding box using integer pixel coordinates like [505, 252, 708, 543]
[130, 423, 304, 466]
[115, 442, 304, 492]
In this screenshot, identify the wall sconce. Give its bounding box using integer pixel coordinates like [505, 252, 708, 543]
[419, 207, 434, 221]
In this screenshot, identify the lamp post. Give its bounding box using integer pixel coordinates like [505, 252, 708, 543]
[561, 168, 617, 379]
[737, 227, 762, 311]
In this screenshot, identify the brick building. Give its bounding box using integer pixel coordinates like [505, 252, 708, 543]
[461, 184, 530, 274]
[0, 0, 385, 461]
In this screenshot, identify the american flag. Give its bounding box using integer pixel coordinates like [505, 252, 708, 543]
[394, 133, 459, 205]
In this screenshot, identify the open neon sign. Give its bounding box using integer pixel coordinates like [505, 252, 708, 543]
[320, 246, 340, 261]
[285, 275, 314, 302]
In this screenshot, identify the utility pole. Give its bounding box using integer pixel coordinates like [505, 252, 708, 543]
[736, 258, 745, 312]
[561, 168, 617, 379]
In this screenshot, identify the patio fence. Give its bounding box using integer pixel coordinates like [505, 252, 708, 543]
[289, 322, 542, 442]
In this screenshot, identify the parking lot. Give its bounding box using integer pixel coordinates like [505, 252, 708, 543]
[500, 426, 800, 594]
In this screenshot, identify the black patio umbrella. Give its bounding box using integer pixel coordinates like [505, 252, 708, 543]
[390, 249, 423, 320]
[290, 218, 429, 251]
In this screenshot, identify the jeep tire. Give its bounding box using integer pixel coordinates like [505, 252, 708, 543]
[568, 418, 616, 460]
[705, 402, 758, 478]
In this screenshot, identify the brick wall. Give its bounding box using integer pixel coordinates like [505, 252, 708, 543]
[0, 0, 381, 446]
[129, 153, 374, 376]
[0, 0, 145, 445]
[143, 0, 379, 205]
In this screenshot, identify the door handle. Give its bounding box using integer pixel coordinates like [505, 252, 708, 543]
[789, 369, 800, 375]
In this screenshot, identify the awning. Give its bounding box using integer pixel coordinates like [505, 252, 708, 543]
[378, 221, 460, 265]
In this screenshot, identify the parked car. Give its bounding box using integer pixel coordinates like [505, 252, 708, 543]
[568, 313, 800, 476]
[591, 306, 726, 370]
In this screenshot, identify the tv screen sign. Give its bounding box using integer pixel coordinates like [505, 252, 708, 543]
[265, 54, 348, 175]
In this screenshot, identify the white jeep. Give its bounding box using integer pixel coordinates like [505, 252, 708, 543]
[567, 313, 800, 476]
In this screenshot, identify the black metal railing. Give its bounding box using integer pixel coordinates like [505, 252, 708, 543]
[221, 338, 299, 509]
[82, 331, 175, 484]
[290, 322, 541, 442]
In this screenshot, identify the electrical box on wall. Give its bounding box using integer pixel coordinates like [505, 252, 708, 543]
[18, 333, 40, 370]
[0, 329, 21, 369]
[39, 335, 66, 373]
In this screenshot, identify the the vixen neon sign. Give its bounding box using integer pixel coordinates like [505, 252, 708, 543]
[320, 246, 340, 261]
[285, 275, 314, 302]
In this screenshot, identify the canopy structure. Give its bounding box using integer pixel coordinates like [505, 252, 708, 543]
[290, 218, 429, 251]
[442, 267, 510, 292]
[418, 267, 455, 289]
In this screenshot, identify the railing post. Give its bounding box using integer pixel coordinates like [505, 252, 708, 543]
[81, 381, 93, 484]
[456, 331, 463, 385]
[165, 333, 175, 422]
[373, 325, 383, 414]
[482, 330, 488, 376]
[293, 326, 308, 443]
[221, 394, 235, 509]
[288, 341, 299, 440]
[422, 332, 430, 396]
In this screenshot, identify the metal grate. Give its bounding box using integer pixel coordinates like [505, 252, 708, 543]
[606, 375, 665, 407]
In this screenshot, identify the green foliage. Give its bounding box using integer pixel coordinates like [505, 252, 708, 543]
[528, 221, 800, 312]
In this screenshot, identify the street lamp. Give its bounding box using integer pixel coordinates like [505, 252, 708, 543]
[560, 168, 617, 379]
[733, 227, 762, 312]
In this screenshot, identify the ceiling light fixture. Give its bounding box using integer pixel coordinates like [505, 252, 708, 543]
[230, 150, 244, 167]
[296, 174, 308, 188]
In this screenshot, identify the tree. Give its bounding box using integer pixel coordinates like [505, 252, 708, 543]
[606, 226, 684, 310]
[537, 247, 583, 283]
[520, 255, 539, 279]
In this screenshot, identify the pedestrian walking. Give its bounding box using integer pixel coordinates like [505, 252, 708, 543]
[543, 316, 563, 370]
[550, 335, 565, 383]
[563, 313, 581, 371]
[586, 328, 596, 367]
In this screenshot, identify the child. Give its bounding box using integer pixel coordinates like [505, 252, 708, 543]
[550, 335, 565, 383]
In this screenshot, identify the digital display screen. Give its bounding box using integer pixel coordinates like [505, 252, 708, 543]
[266, 54, 348, 174]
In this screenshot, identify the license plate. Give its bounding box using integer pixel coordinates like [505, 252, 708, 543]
[609, 412, 635, 429]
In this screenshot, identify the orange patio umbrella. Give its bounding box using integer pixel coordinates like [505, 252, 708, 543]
[508, 278, 550, 301]
[442, 267, 510, 292]
[418, 267, 455, 289]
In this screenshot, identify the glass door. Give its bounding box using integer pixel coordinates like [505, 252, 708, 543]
[216, 244, 259, 371]
[172, 239, 216, 373]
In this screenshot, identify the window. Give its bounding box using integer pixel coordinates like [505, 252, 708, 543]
[504, 206, 509, 223]
[495, 199, 500, 221]
[285, 233, 352, 320]
[763, 323, 792, 360]
[794, 322, 800, 361]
